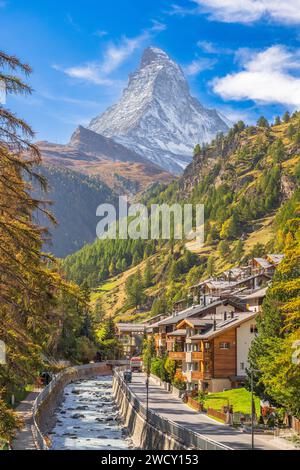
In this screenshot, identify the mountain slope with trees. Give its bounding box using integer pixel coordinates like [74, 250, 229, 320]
[33, 165, 118, 257]
[64, 113, 300, 297]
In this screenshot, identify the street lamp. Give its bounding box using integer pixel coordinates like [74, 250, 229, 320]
[250, 368, 260, 450]
[145, 356, 150, 423]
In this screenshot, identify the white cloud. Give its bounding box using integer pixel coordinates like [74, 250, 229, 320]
[38, 90, 100, 107]
[193, 0, 300, 25]
[53, 62, 112, 85]
[212, 45, 300, 107]
[54, 20, 166, 86]
[101, 34, 147, 75]
[197, 40, 233, 55]
[94, 30, 108, 38]
[53, 33, 146, 85]
[167, 4, 198, 16]
[185, 57, 217, 75]
[66, 13, 81, 31]
[217, 105, 257, 125]
[150, 20, 167, 32]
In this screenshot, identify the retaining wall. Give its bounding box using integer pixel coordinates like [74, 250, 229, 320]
[112, 371, 231, 451]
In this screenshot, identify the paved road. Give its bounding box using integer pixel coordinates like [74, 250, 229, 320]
[129, 374, 286, 451]
[12, 390, 40, 450]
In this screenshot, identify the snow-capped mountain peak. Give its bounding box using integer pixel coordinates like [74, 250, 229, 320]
[88, 47, 229, 174]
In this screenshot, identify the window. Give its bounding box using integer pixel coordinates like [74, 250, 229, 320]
[219, 342, 230, 349]
[250, 324, 258, 334]
[204, 342, 211, 350]
[240, 362, 245, 370]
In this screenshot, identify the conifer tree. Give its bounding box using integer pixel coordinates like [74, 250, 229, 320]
[143, 259, 153, 288]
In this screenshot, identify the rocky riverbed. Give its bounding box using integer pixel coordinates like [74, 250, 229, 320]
[49, 375, 132, 450]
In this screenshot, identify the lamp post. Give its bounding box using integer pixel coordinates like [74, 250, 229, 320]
[145, 355, 151, 423]
[144, 336, 155, 423]
[250, 368, 260, 450]
[146, 372, 149, 422]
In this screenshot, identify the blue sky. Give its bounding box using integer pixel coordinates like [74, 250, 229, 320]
[1, 0, 300, 143]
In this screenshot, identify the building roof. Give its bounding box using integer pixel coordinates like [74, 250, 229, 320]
[189, 312, 258, 341]
[205, 280, 239, 290]
[190, 272, 270, 293]
[116, 323, 147, 333]
[253, 258, 272, 269]
[166, 329, 186, 337]
[241, 287, 268, 300]
[176, 318, 215, 329]
[157, 301, 223, 326]
[157, 295, 247, 328]
[140, 313, 168, 325]
[222, 267, 244, 278]
[267, 254, 285, 265]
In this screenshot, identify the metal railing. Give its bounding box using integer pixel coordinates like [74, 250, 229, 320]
[113, 369, 232, 451]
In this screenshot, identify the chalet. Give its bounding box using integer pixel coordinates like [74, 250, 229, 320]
[189, 272, 270, 307]
[152, 299, 245, 363]
[250, 257, 274, 276]
[176, 311, 258, 392]
[237, 286, 267, 312]
[172, 298, 188, 314]
[221, 267, 249, 282]
[116, 323, 147, 358]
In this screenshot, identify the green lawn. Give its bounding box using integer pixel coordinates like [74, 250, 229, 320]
[203, 388, 261, 416]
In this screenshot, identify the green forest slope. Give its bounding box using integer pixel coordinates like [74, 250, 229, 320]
[63, 112, 300, 300]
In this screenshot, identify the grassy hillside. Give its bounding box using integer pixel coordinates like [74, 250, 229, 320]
[62, 112, 300, 320]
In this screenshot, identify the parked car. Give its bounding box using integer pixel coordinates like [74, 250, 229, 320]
[130, 356, 143, 372]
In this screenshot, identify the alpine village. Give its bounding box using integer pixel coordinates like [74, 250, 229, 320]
[0, 40, 300, 451]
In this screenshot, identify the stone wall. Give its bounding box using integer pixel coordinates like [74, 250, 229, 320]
[112, 375, 186, 450]
[112, 372, 230, 451]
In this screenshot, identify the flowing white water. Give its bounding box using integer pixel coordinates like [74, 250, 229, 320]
[49, 375, 131, 450]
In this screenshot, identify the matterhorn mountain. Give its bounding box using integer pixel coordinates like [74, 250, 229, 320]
[88, 47, 229, 174]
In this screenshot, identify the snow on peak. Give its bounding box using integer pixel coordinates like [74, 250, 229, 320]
[88, 47, 229, 174]
[141, 47, 173, 67]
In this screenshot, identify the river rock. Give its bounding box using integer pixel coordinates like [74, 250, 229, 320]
[71, 413, 85, 419]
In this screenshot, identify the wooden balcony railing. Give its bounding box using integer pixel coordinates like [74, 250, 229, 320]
[169, 351, 185, 361]
[191, 351, 204, 361]
[191, 371, 204, 380]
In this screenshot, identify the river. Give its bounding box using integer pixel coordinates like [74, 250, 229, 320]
[49, 375, 132, 450]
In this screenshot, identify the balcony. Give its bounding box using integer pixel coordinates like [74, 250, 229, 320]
[185, 351, 204, 362]
[169, 351, 185, 361]
[191, 371, 204, 381]
[192, 351, 204, 361]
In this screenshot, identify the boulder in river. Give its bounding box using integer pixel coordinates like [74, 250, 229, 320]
[71, 413, 85, 419]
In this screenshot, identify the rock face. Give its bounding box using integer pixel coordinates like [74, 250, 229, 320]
[69, 125, 151, 165]
[88, 47, 229, 174]
[36, 126, 173, 198]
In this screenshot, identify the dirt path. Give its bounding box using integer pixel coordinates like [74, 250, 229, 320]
[12, 389, 41, 450]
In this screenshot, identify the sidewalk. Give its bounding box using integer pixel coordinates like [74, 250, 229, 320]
[12, 389, 41, 450]
[129, 373, 291, 451]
